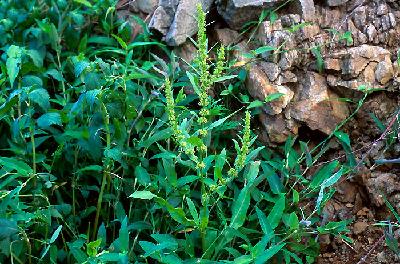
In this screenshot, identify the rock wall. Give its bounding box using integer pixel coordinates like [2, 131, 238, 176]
[119, 0, 400, 143]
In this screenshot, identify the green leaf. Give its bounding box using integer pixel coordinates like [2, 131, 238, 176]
[247, 100, 264, 109]
[49, 225, 62, 243]
[0, 157, 33, 175]
[256, 207, 273, 235]
[74, 0, 92, 7]
[267, 194, 285, 229]
[311, 46, 324, 73]
[129, 191, 157, 200]
[334, 131, 350, 148]
[230, 185, 251, 229]
[86, 239, 102, 257]
[186, 197, 199, 225]
[264, 93, 284, 103]
[119, 217, 129, 252]
[37, 113, 62, 128]
[0, 219, 18, 239]
[135, 166, 151, 186]
[6, 45, 24, 87]
[112, 34, 127, 50]
[29, 88, 50, 111]
[309, 161, 339, 190]
[254, 243, 286, 264]
[253, 46, 276, 55]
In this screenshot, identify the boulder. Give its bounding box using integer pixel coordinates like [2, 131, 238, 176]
[259, 112, 299, 143]
[326, 0, 349, 6]
[246, 63, 294, 115]
[289, 72, 349, 134]
[216, 0, 284, 29]
[149, 0, 212, 46]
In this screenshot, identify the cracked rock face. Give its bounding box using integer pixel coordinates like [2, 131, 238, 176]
[149, 0, 212, 46]
[119, 0, 400, 143]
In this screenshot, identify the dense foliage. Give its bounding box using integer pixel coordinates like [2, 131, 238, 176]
[0, 1, 353, 263]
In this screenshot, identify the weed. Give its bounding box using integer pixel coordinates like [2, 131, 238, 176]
[0, 1, 354, 263]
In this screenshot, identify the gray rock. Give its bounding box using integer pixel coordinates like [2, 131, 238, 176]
[216, 0, 284, 29]
[130, 0, 158, 13]
[291, 0, 316, 22]
[149, 0, 180, 35]
[260, 62, 280, 82]
[165, 0, 213, 46]
[246, 63, 294, 115]
[375, 60, 394, 85]
[149, 0, 212, 46]
[327, 0, 349, 6]
[289, 72, 349, 134]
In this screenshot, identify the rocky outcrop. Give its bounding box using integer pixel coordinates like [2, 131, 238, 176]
[118, 0, 400, 143]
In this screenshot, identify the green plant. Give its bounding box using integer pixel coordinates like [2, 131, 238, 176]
[0, 1, 355, 263]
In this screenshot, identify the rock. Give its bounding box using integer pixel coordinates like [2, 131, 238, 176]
[149, 0, 179, 35]
[216, 0, 284, 29]
[259, 112, 299, 143]
[130, 0, 158, 13]
[366, 24, 377, 42]
[376, 4, 389, 16]
[173, 41, 197, 69]
[375, 60, 394, 85]
[342, 45, 391, 78]
[327, 0, 349, 6]
[353, 221, 369, 235]
[325, 58, 341, 72]
[290, 0, 316, 22]
[246, 63, 294, 115]
[260, 62, 280, 82]
[165, 0, 213, 46]
[289, 72, 349, 134]
[214, 28, 241, 46]
[276, 71, 298, 84]
[364, 172, 400, 206]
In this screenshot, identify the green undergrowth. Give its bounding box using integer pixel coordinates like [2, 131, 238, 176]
[0, 1, 362, 263]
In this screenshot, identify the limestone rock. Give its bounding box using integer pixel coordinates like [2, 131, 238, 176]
[326, 0, 349, 7]
[259, 113, 299, 143]
[149, 0, 212, 46]
[342, 45, 391, 78]
[165, 0, 213, 46]
[260, 62, 280, 82]
[149, 0, 179, 35]
[130, 0, 158, 13]
[375, 60, 394, 85]
[291, 0, 316, 22]
[214, 28, 241, 46]
[289, 72, 349, 134]
[216, 0, 284, 29]
[246, 63, 294, 115]
[364, 172, 400, 206]
[353, 221, 369, 235]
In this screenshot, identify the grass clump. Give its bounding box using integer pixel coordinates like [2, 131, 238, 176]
[0, 1, 354, 263]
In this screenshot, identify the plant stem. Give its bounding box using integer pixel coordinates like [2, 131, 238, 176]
[92, 102, 111, 240]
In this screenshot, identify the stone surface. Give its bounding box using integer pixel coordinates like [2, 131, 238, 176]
[214, 28, 241, 46]
[165, 0, 213, 46]
[149, 0, 212, 46]
[216, 0, 284, 29]
[130, 0, 158, 13]
[327, 0, 349, 6]
[364, 172, 400, 206]
[291, 0, 316, 22]
[259, 112, 299, 143]
[353, 221, 369, 235]
[246, 64, 294, 115]
[375, 60, 394, 85]
[149, 0, 179, 35]
[289, 72, 349, 134]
